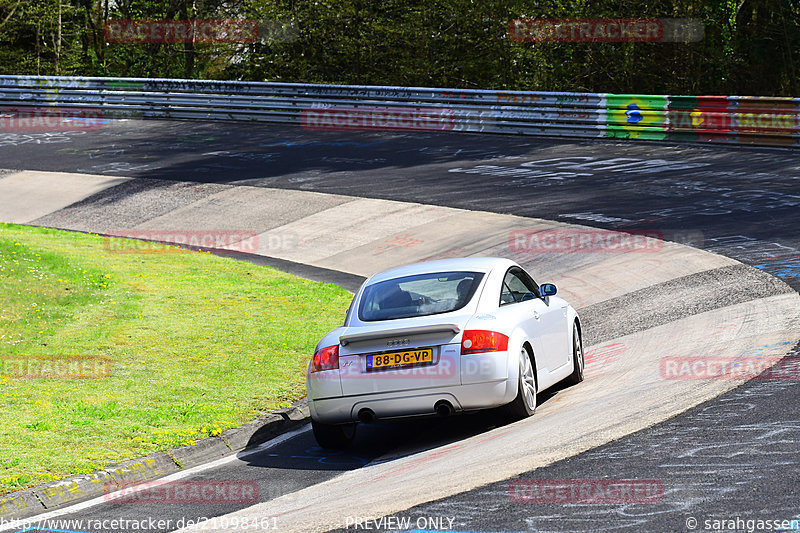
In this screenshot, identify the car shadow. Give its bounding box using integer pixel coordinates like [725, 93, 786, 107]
[240, 380, 571, 473]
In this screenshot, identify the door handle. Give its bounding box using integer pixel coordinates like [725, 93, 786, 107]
[532, 310, 540, 320]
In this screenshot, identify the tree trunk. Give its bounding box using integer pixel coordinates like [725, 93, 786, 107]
[56, 0, 62, 75]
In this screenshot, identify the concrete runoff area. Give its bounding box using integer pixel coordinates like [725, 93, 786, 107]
[0, 169, 798, 532]
[0, 171, 129, 224]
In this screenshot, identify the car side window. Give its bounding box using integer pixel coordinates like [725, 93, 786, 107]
[518, 269, 540, 297]
[500, 269, 538, 306]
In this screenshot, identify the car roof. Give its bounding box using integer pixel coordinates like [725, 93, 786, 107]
[366, 257, 517, 284]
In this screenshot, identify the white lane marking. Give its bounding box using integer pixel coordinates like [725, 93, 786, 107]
[0, 424, 310, 532]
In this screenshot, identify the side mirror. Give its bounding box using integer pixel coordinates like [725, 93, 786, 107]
[540, 283, 557, 297]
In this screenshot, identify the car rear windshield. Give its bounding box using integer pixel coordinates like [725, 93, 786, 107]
[358, 271, 485, 322]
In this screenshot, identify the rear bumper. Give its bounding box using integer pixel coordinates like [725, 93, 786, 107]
[309, 379, 516, 424]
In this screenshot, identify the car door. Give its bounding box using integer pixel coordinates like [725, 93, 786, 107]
[497, 268, 562, 375]
[518, 268, 571, 371]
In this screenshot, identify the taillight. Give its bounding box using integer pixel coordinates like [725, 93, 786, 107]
[311, 345, 339, 373]
[461, 330, 509, 354]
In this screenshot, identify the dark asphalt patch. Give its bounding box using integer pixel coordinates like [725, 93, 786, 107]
[579, 263, 794, 345]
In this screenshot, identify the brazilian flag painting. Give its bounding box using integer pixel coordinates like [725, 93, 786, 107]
[605, 94, 668, 140]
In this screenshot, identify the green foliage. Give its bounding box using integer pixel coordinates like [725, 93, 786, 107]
[0, 0, 797, 95]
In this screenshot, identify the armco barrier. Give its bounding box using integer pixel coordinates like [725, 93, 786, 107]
[0, 75, 797, 147]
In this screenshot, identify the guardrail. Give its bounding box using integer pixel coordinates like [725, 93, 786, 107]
[0, 75, 798, 147]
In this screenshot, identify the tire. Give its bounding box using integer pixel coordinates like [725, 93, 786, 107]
[504, 345, 537, 418]
[564, 322, 585, 385]
[311, 419, 357, 449]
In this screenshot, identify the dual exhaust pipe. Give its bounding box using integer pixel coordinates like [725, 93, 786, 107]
[434, 400, 455, 417]
[358, 408, 377, 424]
[357, 400, 455, 424]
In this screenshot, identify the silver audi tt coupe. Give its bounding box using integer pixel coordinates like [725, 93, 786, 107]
[306, 257, 584, 448]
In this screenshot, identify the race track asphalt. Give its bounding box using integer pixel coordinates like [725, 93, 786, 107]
[1, 121, 798, 533]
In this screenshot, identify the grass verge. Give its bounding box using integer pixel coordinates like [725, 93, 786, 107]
[0, 222, 351, 494]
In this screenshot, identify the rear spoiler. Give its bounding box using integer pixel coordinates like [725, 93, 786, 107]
[339, 324, 461, 346]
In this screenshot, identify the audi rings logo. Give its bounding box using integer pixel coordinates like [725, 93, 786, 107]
[387, 338, 411, 348]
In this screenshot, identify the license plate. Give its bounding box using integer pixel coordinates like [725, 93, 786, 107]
[367, 348, 434, 370]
